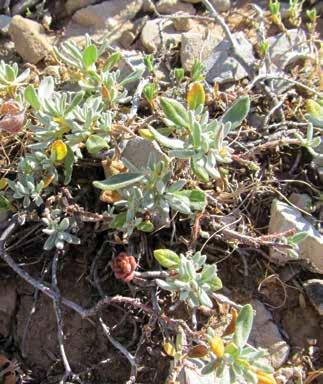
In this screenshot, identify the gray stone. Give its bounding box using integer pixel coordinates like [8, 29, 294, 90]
[0, 15, 11, 35]
[268, 199, 323, 273]
[181, 29, 223, 72]
[121, 137, 165, 169]
[268, 29, 312, 70]
[0, 281, 17, 337]
[9, 16, 52, 64]
[141, 19, 181, 53]
[182, 0, 231, 12]
[65, 0, 96, 15]
[303, 279, 323, 316]
[72, 0, 143, 28]
[156, 0, 195, 14]
[249, 300, 290, 369]
[289, 193, 313, 213]
[178, 358, 220, 384]
[205, 31, 255, 84]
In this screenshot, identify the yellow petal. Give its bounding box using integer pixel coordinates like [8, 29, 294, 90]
[138, 128, 154, 140]
[51, 140, 68, 161]
[163, 342, 176, 357]
[0, 178, 8, 190]
[210, 336, 224, 358]
[187, 82, 205, 110]
[256, 371, 277, 384]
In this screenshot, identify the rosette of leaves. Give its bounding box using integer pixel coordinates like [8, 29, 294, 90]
[148, 85, 250, 182]
[7, 174, 44, 208]
[18, 151, 59, 185]
[0, 60, 30, 96]
[153, 249, 222, 308]
[54, 39, 143, 103]
[24, 77, 84, 149]
[42, 213, 80, 250]
[66, 96, 112, 156]
[199, 304, 276, 384]
[93, 154, 206, 235]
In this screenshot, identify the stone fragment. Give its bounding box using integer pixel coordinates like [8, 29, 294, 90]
[0, 281, 17, 337]
[9, 15, 52, 64]
[289, 193, 313, 213]
[0, 15, 11, 35]
[72, 0, 143, 28]
[268, 199, 323, 273]
[180, 29, 223, 72]
[178, 358, 221, 384]
[268, 29, 312, 70]
[249, 300, 290, 369]
[156, 0, 195, 14]
[182, 0, 231, 11]
[120, 30, 136, 49]
[303, 279, 323, 316]
[65, 0, 96, 15]
[205, 31, 255, 84]
[121, 137, 165, 169]
[141, 19, 181, 53]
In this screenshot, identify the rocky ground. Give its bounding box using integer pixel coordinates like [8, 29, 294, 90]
[0, 0, 322, 384]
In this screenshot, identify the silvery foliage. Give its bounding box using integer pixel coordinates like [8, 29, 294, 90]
[201, 305, 274, 384]
[7, 175, 44, 208]
[42, 212, 80, 250]
[94, 153, 206, 235]
[0, 60, 30, 93]
[18, 151, 58, 184]
[54, 36, 144, 105]
[149, 96, 250, 182]
[155, 251, 222, 308]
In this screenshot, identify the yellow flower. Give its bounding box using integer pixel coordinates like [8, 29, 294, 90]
[51, 140, 68, 161]
[210, 336, 224, 358]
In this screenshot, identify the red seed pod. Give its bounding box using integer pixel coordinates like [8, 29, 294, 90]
[111, 252, 137, 282]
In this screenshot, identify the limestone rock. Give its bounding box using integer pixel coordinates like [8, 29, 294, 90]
[141, 19, 181, 53]
[72, 0, 143, 28]
[0, 281, 17, 337]
[156, 0, 195, 14]
[0, 15, 11, 35]
[121, 137, 165, 169]
[268, 199, 323, 273]
[65, 0, 96, 15]
[304, 279, 323, 316]
[205, 31, 255, 84]
[249, 300, 290, 369]
[289, 193, 313, 213]
[181, 29, 223, 72]
[268, 29, 312, 70]
[9, 16, 52, 64]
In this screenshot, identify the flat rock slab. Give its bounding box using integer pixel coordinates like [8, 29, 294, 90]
[141, 18, 181, 53]
[121, 137, 165, 169]
[9, 15, 52, 64]
[205, 31, 255, 84]
[249, 300, 289, 369]
[268, 29, 312, 70]
[181, 29, 223, 72]
[0, 15, 11, 35]
[268, 199, 323, 273]
[304, 279, 323, 316]
[72, 0, 143, 28]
